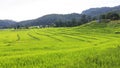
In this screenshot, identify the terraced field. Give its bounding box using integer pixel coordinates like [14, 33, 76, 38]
[0, 21, 120, 68]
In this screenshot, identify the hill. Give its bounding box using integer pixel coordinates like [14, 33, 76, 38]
[0, 20, 17, 29]
[73, 20, 120, 35]
[8, 5, 120, 27]
[0, 5, 120, 28]
[19, 5, 120, 27]
[19, 13, 81, 26]
[81, 20, 120, 28]
[82, 5, 120, 17]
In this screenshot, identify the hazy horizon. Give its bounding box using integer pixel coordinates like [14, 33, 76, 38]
[0, 0, 120, 21]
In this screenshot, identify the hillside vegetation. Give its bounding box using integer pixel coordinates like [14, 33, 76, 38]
[0, 5, 120, 29]
[82, 5, 120, 17]
[0, 20, 120, 68]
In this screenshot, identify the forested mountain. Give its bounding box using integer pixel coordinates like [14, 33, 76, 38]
[0, 20, 16, 28]
[19, 13, 81, 27]
[17, 5, 120, 27]
[82, 5, 120, 17]
[0, 5, 120, 28]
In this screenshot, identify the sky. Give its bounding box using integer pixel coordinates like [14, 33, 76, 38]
[0, 0, 120, 21]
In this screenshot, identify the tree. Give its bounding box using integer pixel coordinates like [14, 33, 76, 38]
[71, 18, 78, 26]
[54, 14, 93, 27]
[55, 20, 66, 27]
[110, 13, 119, 20]
[14, 24, 20, 29]
[99, 14, 106, 19]
[106, 12, 120, 20]
[80, 14, 89, 24]
[87, 15, 92, 22]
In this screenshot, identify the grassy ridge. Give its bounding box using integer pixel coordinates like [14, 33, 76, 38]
[0, 20, 120, 68]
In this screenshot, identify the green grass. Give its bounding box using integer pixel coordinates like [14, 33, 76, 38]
[0, 20, 120, 68]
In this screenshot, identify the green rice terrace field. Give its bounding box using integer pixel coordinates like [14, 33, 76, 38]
[0, 20, 120, 68]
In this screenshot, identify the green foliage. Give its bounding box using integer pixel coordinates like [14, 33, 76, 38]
[99, 12, 120, 20]
[106, 12, 120, 20]
[0, 20, 120, 68]
[55, 15, 92, 27]
[99, 14, 106, 19]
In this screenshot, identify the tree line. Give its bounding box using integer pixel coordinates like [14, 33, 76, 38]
[54, 14, 93, 27]
[14, 12, 120, 29]
[55, 12, 120, 27]
[99, 12, 120, 20]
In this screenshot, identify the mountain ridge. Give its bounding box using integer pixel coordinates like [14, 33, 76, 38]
[0, 5, 120, 28]
[82, 5, 120, 17]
